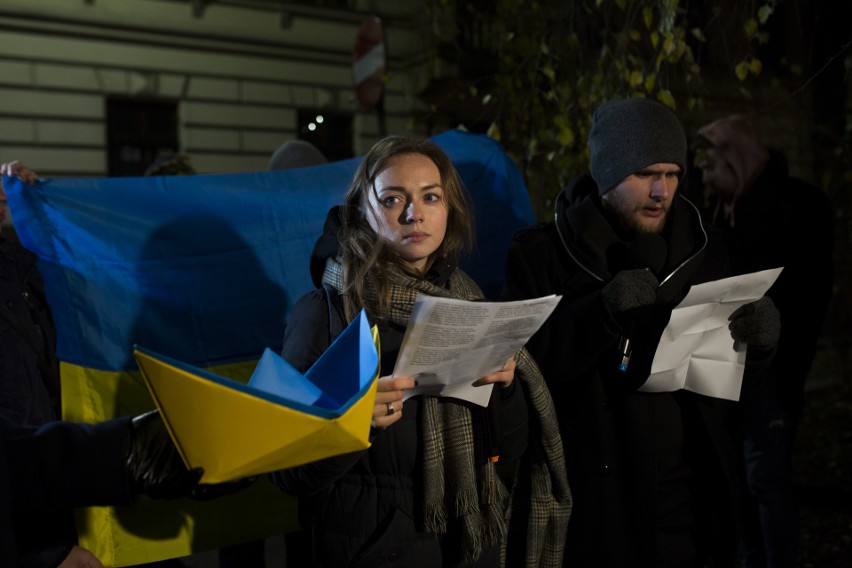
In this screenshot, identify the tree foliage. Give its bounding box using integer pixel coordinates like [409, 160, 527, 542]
[424, 0, 779, 218]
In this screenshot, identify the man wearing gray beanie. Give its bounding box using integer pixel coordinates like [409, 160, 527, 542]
[502, 98, 780, 567]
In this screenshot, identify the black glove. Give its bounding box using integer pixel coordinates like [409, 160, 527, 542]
[601, 268, 659, 315]
[728, 296, 781, 350]
[126, 409, 203, 500]
[127, 409, 258, 501]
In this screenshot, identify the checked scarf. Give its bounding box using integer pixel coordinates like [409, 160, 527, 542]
[323, 258, 572, 567]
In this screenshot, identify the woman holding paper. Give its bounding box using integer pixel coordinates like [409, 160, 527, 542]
[270, 135, 570, 567]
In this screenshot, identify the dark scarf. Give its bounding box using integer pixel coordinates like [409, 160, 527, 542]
[323, 258, 572, 566]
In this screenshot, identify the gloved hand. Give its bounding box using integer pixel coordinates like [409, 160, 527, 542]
[126, 409, 202, 500]
[601, 268, 659, 315]
[728, 296, 781, 350]
[127, 409, 258, 501]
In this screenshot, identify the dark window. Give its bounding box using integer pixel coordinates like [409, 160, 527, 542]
[106, 97, 179, 177]
[297, 110, 353, 162]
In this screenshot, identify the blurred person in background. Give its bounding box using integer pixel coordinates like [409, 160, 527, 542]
[695, 115, 835, 568]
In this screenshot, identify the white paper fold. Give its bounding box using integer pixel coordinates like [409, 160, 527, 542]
[642, 267, 783, 400]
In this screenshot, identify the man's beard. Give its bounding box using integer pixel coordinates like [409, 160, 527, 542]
[602, 191, 668, 236]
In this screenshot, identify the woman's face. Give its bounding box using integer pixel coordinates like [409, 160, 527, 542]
[366, 152, 448, 274]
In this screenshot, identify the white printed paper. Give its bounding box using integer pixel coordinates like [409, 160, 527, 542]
[394, 294, 561, 406]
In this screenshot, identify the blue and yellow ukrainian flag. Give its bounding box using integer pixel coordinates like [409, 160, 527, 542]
[3, 129, 535, 565]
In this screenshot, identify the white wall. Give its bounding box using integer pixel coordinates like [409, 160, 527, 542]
[0, 0, 436, 176]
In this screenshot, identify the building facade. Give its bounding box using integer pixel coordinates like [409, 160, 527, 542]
[0, 0, 436, 176]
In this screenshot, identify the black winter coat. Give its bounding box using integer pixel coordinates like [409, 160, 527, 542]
[1, 416, 133, 567]
[705, 151, 834, 428]
[0, 237, 73, 566]
[0, 238, 60, 427]
[270, 281, 529, 568]
[502, 176, 739, 568]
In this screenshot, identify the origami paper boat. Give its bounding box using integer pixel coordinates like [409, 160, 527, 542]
[134, 310, 379, 484]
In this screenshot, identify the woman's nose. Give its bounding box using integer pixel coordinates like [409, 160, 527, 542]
[404, 201, 423, 223]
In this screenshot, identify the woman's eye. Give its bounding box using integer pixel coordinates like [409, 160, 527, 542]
[381, 196, 401, 207]
[424, 193, 442, 203]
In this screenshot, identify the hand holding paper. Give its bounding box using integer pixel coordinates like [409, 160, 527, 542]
[472, 355, 517, 389]
[393, 294, 560, 406]
[372, 376, 416, 429]
[728, 296, 781, 350]
[642, 267, 782, 400]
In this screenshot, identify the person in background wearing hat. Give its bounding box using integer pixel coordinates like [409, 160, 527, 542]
[502, 98, 781, 567]
[696, 115, 834, 568]
[267, 139, 328, 171]
[143, 153, 197, 176]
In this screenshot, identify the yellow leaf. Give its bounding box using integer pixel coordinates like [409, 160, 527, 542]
[542, 66, 556, 82]
[486, 122, 501, 141]
[615, 0, 627, 10]
[568, 33, 580, 49]
[559, 126, 575, 147]
[750, 58, 763, 75]
[687, 97, 697, 110]
[691, 27, 706, 42]
[644, 73, 656, 91]
[758, 4, 774, 24]
[790, 63, 803, 76]
[595, 0, 604, 7]
[744, 18, 758, 39]
[650, 31, 660, 48]
[540, 42, 550, 55]
[674, 40, 686, 62]
[735, 61, 750, 81]
[663, 31, 675, 55]
[643, 6, 653, 29]
[629, 70, 644, 88]
[629, 29, 641, 41]
[656, 90, 676, 110]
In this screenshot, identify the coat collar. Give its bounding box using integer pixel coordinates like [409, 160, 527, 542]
[554, 174, 708, 297]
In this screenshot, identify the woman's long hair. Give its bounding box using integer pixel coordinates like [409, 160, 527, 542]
[338, 135, 474, 321]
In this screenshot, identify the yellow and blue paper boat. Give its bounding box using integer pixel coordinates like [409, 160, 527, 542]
[134, 310, 380, 484]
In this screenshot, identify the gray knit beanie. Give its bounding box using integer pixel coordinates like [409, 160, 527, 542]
[588, 98, 687, 195]
[268, 140, 328, 171]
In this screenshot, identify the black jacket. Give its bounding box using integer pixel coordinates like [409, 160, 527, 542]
[0, 238, 60, 427]
[1, 416, 133, 567]
[269, 210, 529, 567]
[0, 237, 73, 566]
[705, 151, 834, 428]
[502, 176, 738, 567]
